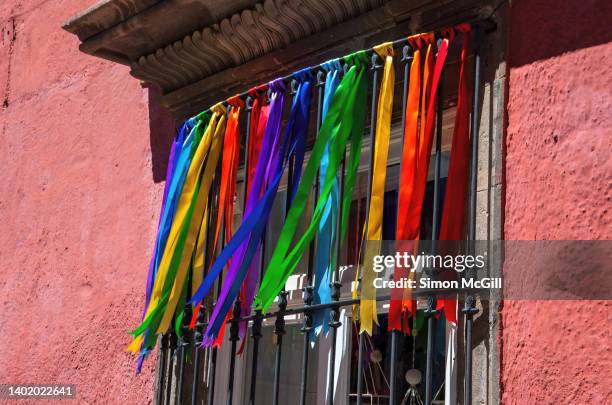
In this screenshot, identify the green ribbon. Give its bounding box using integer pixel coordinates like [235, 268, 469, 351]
[255, 51, 369, 311]
[130, 114, 212, 342]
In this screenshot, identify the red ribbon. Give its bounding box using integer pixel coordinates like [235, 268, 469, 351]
[189, 95, 245, 333]
[211, 86, 270, 349]
[390, 24, 472, 331]
[390, 32, 435, 333]
[437, 24, 472, 325]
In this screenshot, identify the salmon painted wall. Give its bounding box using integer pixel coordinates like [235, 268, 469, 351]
[504, 0, 611, 403]
[2, 0, 611, 404]
[0, 0, 174, 403]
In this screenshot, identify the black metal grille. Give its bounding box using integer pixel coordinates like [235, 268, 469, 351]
[154, 22, 489, 405]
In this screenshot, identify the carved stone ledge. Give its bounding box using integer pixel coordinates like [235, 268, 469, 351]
[64, 0, 495, 118]
[126, 0, 386, 93]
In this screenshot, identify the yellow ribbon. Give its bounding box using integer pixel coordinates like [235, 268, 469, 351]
[156, 103, 226, 334]
[359, 43, 394, 335]
[192, 202, 209, 294]
[128, 103, 226, 351]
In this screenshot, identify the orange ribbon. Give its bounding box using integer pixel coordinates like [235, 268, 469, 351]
[389, 32, 435, 333]
[215, 86, 270, 349]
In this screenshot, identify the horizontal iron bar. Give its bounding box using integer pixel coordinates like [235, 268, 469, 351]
[198, 288, 481, 329]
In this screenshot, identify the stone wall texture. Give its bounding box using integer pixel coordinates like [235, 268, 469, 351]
[0, 0, 173, 403]
[503, 0, 611, 403]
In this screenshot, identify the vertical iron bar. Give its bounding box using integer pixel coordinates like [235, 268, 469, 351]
[191, 306, 205, 405]
[225, 99, 248, 405]
[197, 169, 223, 405]
[272, 291, 288, 405]
[463, 25, 482, 405]
[227, 300, 240, 405]
[248, 311, 262, 405]
[156, 334, 168, 405]
[249, 94, 268, 405]
[191, 167, 219, 405]
[424, 297, 436, 405]
[307, 69, 325, 283]
[273, 81, 297, 405]
[248, 239, 265, 405]
[177, 295, 192, 403]
[357, 53, 381, 405]
[432, 59, 444, 244]
[327, 152, 345, 405]
[390, 44, 412, 405]
[328, 64, 349, 401]
[166, 330, 177, 405]
[425, 40, 445, 405]
[389, 332, 399, 404]
[300, 286, 313, 405]
[207, 119, 229, 405]
[243, 93, 264, 405]
[272, 156, 294, 405]
[206, 348, 217, 405]
[356, 335, 364, 405]
[299, 70, 324, 405]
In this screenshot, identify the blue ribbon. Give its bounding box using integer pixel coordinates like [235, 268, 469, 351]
[139, 117, 196, 372]
[311, 59, 341, 341]
[190, 73, 313, 344]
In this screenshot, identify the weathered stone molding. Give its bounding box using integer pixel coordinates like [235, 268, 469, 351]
[64, 0, 498, 117]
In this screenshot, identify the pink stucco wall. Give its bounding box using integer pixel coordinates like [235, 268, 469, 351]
[503, 0, 611, 403]
[0, 1, 169, 403]
[1, 0, 611, 404]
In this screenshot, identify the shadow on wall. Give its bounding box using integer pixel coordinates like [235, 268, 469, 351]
[509, 0, 612, 68]
[147, 84, 177, 183]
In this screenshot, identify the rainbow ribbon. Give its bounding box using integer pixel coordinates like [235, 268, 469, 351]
[255, 51, 369, 312]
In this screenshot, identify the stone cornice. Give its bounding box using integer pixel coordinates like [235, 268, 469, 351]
[64, 0, 494, 117]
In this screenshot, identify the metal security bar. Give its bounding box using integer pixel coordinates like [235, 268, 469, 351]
[154, 19, 493, 405]
[463, 24, 483, 405]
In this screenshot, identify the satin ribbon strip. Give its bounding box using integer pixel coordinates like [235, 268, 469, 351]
[406, 33, 451, 241]
[311, 58, 342, 341]
[204, 72, 314, 345]
[206, 96, 244, 346]
[155, 104, 226, 335]
[212, 97, 244, 262]
[144, 120, 190, 313]
[130, 25, 474, 363]
[437, 24, 472, 325]
[359, 42, 395, 336]
[213, 75, 311, 352]
[388, 33, 435, 334]
[129, 104, 226, 351]
[255, 51, 369, 313]
[146, 117, 203, 308]
[236, 85, 270, 352]
[388, 31, 452, 334]
[132, 114, 211, 356]
[188, 79, 292, 346]
[136, 120, 192, 371]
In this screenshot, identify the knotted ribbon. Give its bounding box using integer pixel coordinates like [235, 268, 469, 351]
[136, 119, 193, 371]
[388, 33, 435, 334]
[204, 96, 244, 346]
[129, 104, 226, 351]
[359, 42, 395, 336]
[211, 77, 311, 348]
[255, 51, 369, 312]
[131, 113, 211, 354]
[189, 78, 294, 345]
[437, 24, 472, 325]
[311, 58, 342, 341]
[236, 85, 270, 351]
